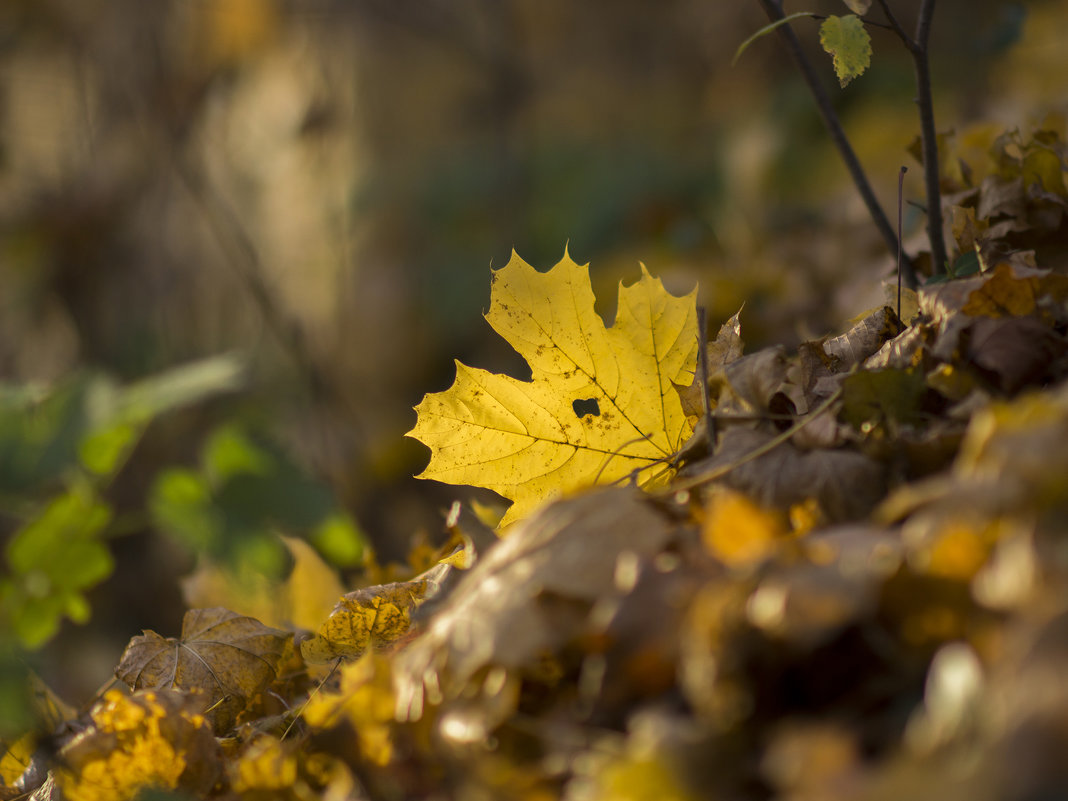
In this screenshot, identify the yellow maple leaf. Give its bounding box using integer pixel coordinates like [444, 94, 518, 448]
[408, 251, 698, 526]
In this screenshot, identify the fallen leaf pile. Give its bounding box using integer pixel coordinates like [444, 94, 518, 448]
[6, 117, 1068, 801]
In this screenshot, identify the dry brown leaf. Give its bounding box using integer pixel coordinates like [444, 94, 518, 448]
[961, 262, 1068, 319]
[699, 428, 886, 521]
[678, 308, 745, 419]
[977, 175, 1026, 221]
[708, 308, 745, 371]
[114, 608, 291, 732]
[393, 487, 674, 722]
[964, 316, 1063, 393]
[715, 346, 790, 414]
[822, 306, 905, 370]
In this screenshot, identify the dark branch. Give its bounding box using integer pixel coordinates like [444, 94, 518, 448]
[756, 0, 918, 288]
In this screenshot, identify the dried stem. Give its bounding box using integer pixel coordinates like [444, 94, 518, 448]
[756, 0, 918, 289]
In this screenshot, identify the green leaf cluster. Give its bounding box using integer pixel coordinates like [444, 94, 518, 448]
[1, 356, 245, 651]
[150, 423, 365, 575]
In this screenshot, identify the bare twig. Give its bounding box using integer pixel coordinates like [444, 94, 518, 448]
[876, 0, 948, 274]
[810, 13, 894, 31]
[898, 165, 907, 316]
[696, 307, 716, 446]
[873, 0, 914, 47]
[756, 0, 918, 289]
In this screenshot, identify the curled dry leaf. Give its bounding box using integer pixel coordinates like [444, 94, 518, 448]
[822, 306, 904, 370]
[299, 567, 449, 664]
[714, 346, 790, 415]
[393, 487, 674, 722]
[114, 607, 290, 732]
[678, 308, 745, 420]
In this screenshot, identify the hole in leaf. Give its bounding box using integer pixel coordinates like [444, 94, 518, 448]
[572, 398, 601, 418]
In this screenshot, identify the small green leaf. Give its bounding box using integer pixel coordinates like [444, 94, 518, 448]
[149, 468, 220, 552]
[819, 14, 872, 87]
[204, 424, 273, 483]
[732, 12, 818, 66]
[311, 513, 366, 568]
[79, 421, 138, 477]
[3, 489, 114, 648]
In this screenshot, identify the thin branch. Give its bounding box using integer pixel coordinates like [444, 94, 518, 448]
[913, 0, 947, 273]
[756, 0, 918, 288]
[873, 0, 916, 50]
[810, 13, 895, 31]
[897, 165, 907, 317]
[875, 0, 947, 275]
[915, 0, 938, 51]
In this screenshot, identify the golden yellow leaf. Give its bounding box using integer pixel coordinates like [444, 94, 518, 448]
[57, 689, 219, 801]
[114, 608, 291, 732]
[300, 576, 435, 664]
[408, 250, 698, 526]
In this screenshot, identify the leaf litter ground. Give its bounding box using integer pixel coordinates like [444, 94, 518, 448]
[6, 117, 1068, 801]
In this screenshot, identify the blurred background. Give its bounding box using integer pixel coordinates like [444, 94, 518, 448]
[1, 0, 1065, 708]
